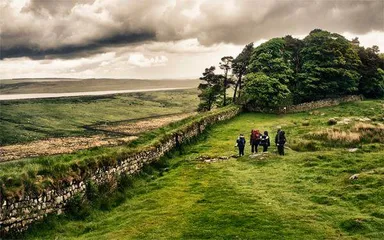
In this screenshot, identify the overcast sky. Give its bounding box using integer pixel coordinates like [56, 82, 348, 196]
[1, 0, 383, 79]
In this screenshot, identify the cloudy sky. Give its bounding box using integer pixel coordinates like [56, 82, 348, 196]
[1, 0, 383, 79]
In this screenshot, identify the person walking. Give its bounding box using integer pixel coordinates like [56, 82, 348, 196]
[250, 129, 261, 153]
[260, 131, 271, 152]
[275, 129, 286, 155]
[236, 134, 246, 156]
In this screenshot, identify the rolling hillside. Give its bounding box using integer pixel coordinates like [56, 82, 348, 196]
[22, 100, 384, 239]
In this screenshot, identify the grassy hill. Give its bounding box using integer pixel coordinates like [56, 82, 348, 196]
[0, 78, 198, 94]
[0, 89, 198, 145]
[22, 100, 384, 239]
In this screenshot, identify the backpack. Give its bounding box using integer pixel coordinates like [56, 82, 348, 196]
[251, 130, 260, 140]
[277, 131, 286, 144]
[260, 135, 267, 145]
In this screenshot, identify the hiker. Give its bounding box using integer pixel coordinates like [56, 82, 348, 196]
[250, 129, 261, 153]
[260, 131, 271, 152]
[236, 134, 246, 156]
[275, 129, 286, 155]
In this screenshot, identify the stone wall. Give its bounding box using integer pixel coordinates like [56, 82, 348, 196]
[246, 95, 363, 113]
[0, 107, 240, 236]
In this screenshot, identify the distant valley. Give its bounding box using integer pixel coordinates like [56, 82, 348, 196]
[0, 78, 199, 95]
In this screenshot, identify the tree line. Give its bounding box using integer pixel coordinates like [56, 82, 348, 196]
[198, 29, 384, 111]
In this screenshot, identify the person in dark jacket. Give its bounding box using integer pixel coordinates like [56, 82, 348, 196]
[250, 129, 261, 153]
[275, 130, 286, 155]
[260, 131, 271, 152]
[236, 134, 246, 156]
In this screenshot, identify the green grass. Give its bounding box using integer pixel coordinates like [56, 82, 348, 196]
[19, 99, 384, 239]
[0, 78, 198, 94]
[0, 105, 238, 197]
[0, 89, 198, 145]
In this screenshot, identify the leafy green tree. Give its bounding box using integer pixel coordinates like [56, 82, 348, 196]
[199, 29, 383, 110]
[297, 29, 361, 102]
[219, 56, 234, 106]
[248, 38, 294, 85]
[232, 43, 253, 102]
[357, 45, 384, 98]
[284, 35, 304, 74]
[197, 66, 222, 111]
[242, 72, 291, 109]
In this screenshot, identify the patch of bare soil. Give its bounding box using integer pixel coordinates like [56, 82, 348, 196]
[0, 135, 137, 162]
[98, 112, 196, 135]
[0, 113, 195, 162]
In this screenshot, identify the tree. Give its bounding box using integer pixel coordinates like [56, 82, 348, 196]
[297, 30, 361, 102]
[357, 46, 384, 98]
[232, 43, 253, 103]
[242, 72, 291, 109]
[197, 66, 222, 111]
[248, 38, 294, 85]
[219, 56, 234, 106]
[197, 29, 383, 110]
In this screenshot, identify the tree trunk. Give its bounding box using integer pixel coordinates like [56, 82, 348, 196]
[208, 99, 211, 111]
[223, 70, 227, 106]
[233, 81, 239, 103]
[237, 74, 243, 101]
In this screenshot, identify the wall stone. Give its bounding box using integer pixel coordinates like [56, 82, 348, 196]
[0, 107, 240, 236]
[245, 95, 363, 113]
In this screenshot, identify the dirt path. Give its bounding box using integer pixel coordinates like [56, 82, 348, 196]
[0, 112, 195, 162]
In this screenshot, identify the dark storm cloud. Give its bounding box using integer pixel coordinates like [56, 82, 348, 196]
[193, 0, 384, 45]
[1, 0, 383, 59]
[1, 32, 156, 60]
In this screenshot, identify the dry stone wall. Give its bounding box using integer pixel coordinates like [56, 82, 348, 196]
[282, 95, 363, 113]
[246, 95, 363, 113]
[0, 107, 240, 236]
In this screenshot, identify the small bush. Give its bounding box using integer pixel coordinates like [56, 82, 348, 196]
[302, 121, 310, 126]
[118, 174, 134, 192]
[66, 193, 91, 220]
[98, 179, 117, 196]
[340, 218, 367, 232]
[290, 140, 319, 152]
[327, 118, 337, 125]
[85, 180, 99, 202]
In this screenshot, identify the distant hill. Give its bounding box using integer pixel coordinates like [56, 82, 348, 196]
[0, 78, 199, 94]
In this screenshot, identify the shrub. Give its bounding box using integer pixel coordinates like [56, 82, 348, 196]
[85, 180, 99, 202]
[118, 173, 134, 192]
[290, 140, 319, 152]
[66, 193, 91, 220]
[340, 218, 367, 232]
[327, 118, 338, 125]
[243, 72, 291, 109]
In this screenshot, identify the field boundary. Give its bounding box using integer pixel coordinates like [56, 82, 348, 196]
[83, 111, 196, 136]
[245, 95, 363, 113]
[0, 106, 240, 236]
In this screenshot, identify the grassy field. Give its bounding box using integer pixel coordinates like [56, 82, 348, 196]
[21, 100, 384, 239]
[0, 78, 198, 94]
[0, 89, 199, 145]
